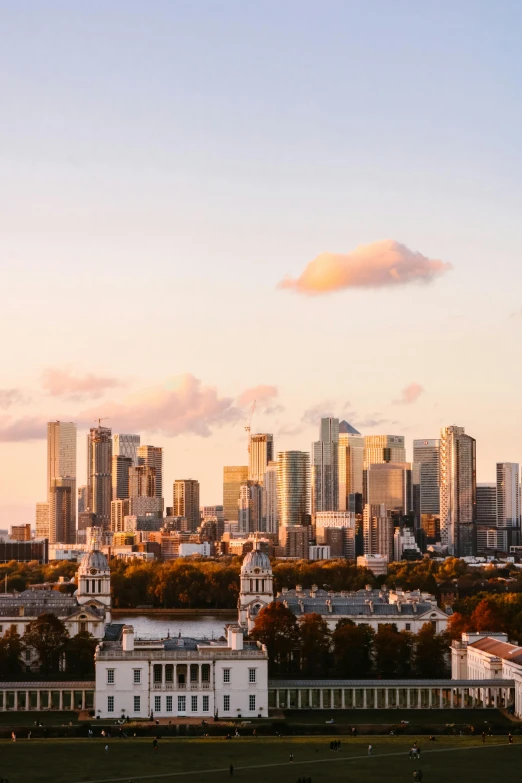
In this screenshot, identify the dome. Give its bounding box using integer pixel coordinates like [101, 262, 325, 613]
[241, 548, 271, 573]
[79, 550, 109, 573]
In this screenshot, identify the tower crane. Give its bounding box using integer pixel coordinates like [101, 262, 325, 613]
[94, 417, 109, 428]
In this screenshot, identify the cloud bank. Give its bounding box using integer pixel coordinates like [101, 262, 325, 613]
[42, 367, 122, 400]
[393, 382, 424, 405]
[278, 240, 451, 295]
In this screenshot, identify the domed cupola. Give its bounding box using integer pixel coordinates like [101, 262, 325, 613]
[238, 539, 274, 631]
[76, 528, 112, 619]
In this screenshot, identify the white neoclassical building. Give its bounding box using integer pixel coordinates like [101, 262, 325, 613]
[95, 625, 269, 720]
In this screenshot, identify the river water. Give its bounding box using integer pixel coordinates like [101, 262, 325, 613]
[115, 614, 232, 640]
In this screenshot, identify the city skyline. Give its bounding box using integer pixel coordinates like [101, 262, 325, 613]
[3, 3, 522, 523]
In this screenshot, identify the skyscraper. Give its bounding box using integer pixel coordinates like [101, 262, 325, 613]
[277, 451, 310, 528]
[137, 445, 163, 500]
[113, 433, 140, 465]
[413, 439, 440, 514]
[496, 463, 520, 528]
[364, 435, 406, 467]
[364, 462, 413, 517]
[112, 455, 132, 500]
[338, 422, 364, 510]
[173, 479, 200, 531]
[311, 417, 339, 516]
[87, 426, 112, 531]
[439, 425, 476, 557]
[223, 466, 248, 522]
[77, 485, 89, 514]
[238, 482, 263, 534]
[476, 483, 496, 525]
[47, 421, 77, 543]
[35, 502, 50, 539]
[248, 434, 274, 483]
[363, 503, 394, 561]
[129, 464, 156, 498]
[262, 461, 279, 535]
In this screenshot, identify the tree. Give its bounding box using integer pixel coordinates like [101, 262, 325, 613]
[0, 627, 24, 678]
[65, 632, 97, 678]
[298, 614, 331, 676]
[374, 624, 413, 678]
[413, 622, 449, 678]
[470, 598, 504, 633]
[23, 613, 69, 676]
[332, 620, 375, 678]
[446, 611, 473, 640]
[250, 602, 299, 673]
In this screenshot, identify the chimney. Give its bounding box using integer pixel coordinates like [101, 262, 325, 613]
[227, 626, 244, 651]
[122, 625, 135, 652]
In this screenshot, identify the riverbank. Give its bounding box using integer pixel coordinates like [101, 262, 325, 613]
[112, 608, 237, 616]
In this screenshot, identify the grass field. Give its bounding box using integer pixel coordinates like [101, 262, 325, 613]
[283, 708, 511, 725]
[0, 735, 520, 783]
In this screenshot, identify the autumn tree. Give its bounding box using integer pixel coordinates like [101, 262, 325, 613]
[0, 627, 24, 678]
[470, 598, 504, 633]
[374, 624, 413, 678]
[23, 613, 69, 676]
[65, 632, 97, 678]
[413, 622, 449, 678]
[446, 611, 473, 640]
[298, 613, 331, 676]
[332, 620, 374, 678]
[250, 602, 299, 674]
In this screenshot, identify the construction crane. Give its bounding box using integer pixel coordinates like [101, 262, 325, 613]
[94, 417, 109, 428]
[245, 400, 256, 455]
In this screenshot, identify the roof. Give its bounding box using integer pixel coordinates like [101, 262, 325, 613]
[242, 548, 271, 572]
[79, 549, 109, 572]
[339, 420, 361, 435]
[269, 678, 515, 688]
[103, 623, 125, 642]
[470, 636, 522, 665]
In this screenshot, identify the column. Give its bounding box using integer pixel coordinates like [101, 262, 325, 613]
[395, 689, 398, 709]
[341, 690, 345, 709]
[309, 689, 312, 709]
[493, 690, 498, 708]
[439, 690, 443, 709]
[36, 690, 40, 710]
[26, 691, 29, 711]
[363, 689, 367, 709]
[417, 690, 421, 709]
[374, 689, 377, 709]
[48, 690, 52, 709]
[461, 688, 465, 708]
[320, 690, 324, 709]
[385, 689, 389, 708]
[59, 691, 63, 710]
[287, 689, 290, 709]
[330, 689, 334, 709]
[276, 690, 280, 709]
[297, 690, 302, 709]
[450, 689, 454, 708]
[1, 691, 4, 711]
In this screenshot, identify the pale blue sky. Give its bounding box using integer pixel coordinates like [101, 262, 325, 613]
[1, 1, 522, 522]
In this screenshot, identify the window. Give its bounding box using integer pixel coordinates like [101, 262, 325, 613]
[178, 696, 186, 713]
[223, 695, 230, 712]
[165, 664, 174, 683]
[223, 668, 230, 683]
[107, 696, 114, 713]
[405, 623, 411, 631]
[202, 664, 210, 683]
[249, 668, 256, 683]
[166, 696, 173, 712]
[202, 695, 209, 712]
[191, 695, 198, 712]
[154, 696, 161, 712]
[107, 669, 115, 684]
[249, 695, 256, 712]
[133, 669, 141, 684]
[134, 696, 141, 713]
[0, 625, 3, 633]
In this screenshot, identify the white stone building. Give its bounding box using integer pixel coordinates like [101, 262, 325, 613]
[238, 545, 274, 631]
[95, 625, 269, 720]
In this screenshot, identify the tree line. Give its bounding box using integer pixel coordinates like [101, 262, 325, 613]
[250, 603, 449, 678]
[447, 594, 522, 645]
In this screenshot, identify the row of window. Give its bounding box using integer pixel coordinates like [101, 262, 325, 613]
[107, 694, 257, 714]
[107, 668, 257, 685]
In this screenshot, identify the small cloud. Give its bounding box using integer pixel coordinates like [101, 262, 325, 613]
[278, 240, 451, 296]
[509, 308, 522, 320]
[0, 389, 24, 410]
[393, 383, 424, 405]
[237, 385, 278, 407]
[42, 367, 122, 400]
[354, 416, 389, 429]
[0, 415, 48, 442]
[301, 401, 355, 428]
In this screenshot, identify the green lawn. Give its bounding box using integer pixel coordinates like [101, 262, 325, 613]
[283, 708, 511, 726]
[0, 736, 520, 783]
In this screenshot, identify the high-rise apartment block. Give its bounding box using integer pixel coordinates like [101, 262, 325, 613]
[47, 421, 77, 543]
[77, 485, 88, 514]
[311, 417, 339, 516]
[496, 463, 520, 528]
[364, 435, 406, 467]
[262, 461, 279, 535]
[363, 503, 393, 561]
[129, 465, 156, 498]
[238, 482, 263, 534]
[173, 479, 200, 531]
[476, 483, 496, 526]
[137, 445, 163, 500]
[87, 426, 112, 531]
[248, 434, 274, 484]
[338, 422, 364, 510]
[413, 439, 440, 514]
[113, 434, 140, 465]
[35, 502, 50, 539]
[439, 425, 476, 557]
[112, 455, 132, 500]
[277, 451, 310, 527]
[223, 466, 248, 522]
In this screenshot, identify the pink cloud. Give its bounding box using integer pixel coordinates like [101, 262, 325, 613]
[278, 240, 451, 295]
[0, 389, 24, 410]
[237, 385, 278, 407]
[393, 383, 424, 405]
[42, 367, 122, 400]
[0, 415, 49, 442]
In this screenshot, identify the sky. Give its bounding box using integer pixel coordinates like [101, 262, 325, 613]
[1, 1, 522, 524]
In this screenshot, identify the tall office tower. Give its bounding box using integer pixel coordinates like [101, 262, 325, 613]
[476, 483, 497, 525]
[112, 455, 132, 500]
[262, 461, 279, 535]
[338, 422, 364, 510]
[238, 482, 263, 534]
[113, 433, 140, 465]
[77, 485, 88, 514]
[35, 502, 50, 538]
[364, 435, 406, 467]
[87, 426, 112, 531]
[129, 465, 156, 498]
[223, 466, 248, 522]
[363, 503, 394, 560]
[311, 417, 340, 516]
[47, 421, 77, 542]
[49, 477, 75, 543]
[173, 479, 200, 531]
[111, 499, 130, 533]
[248, 434, 274, 483]
[364, 462, 413, 517]
[137, 445, 163, 500]
[439, 425, 477, 557]
[413, 439, 441, 514]
[496, 463, 520, 528]
[277, 451, 310, 527]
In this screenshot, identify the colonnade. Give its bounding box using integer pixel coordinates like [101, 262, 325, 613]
[151, 662, 212, 690]
[0, 683, 95, 711]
